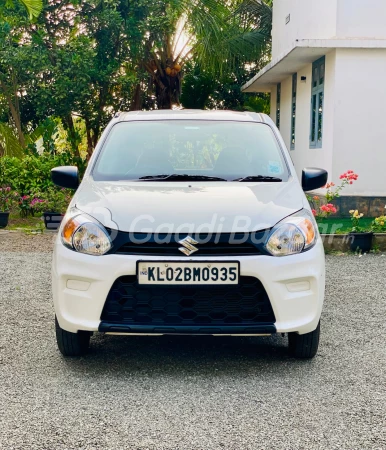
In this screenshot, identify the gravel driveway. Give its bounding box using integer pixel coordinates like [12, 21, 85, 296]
[0, 232, 385, 450]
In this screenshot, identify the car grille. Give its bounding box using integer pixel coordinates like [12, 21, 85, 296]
[100, 276, 276, 326]
[112, 232, 268, 256]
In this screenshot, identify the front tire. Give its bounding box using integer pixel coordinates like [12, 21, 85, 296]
[55, 316, 91, 356]
[288, 321, 320, 359]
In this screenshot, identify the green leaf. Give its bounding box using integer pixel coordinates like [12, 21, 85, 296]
[19, 0, 43, 19]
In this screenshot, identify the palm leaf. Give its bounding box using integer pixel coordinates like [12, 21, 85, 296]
[178, 0, 272, 75]
[0, 123, 24, 158]
[19, 0, 43, 19]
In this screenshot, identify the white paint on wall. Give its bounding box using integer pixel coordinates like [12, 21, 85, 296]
[278, 76, 293, 151]
[269, 48, 386, 196]
[332, 48, 386, 196]
[336, 0, 386, 39]
[272, 0, 386, 60]
[272, 0, 338, 59]
[285, 52, 335, 183]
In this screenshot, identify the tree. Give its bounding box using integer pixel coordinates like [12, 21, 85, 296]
[133, 0, 272, 109]
[0, 0, 273, 157]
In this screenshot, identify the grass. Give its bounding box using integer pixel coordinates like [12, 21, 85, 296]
[6, 213, 45, 232]
[316, 217, 373, 234]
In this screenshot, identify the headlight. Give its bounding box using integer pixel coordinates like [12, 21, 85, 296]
[265, 210, 317, 257]
[61, 210, 112, 256]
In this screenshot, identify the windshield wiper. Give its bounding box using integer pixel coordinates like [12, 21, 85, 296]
[233, 175, 282, 182]
[137, 174, 228, 182]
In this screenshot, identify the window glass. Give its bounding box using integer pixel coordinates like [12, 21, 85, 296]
[291, 74, 297, 150]
[310, 57, 325, 148]
[318, 92, 323, 142]
[311, 95, 317, 143]
[93, 121, 290, 181]
[276, 83, 281, 129]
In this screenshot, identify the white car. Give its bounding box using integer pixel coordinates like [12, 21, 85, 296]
[51, 110, 327, 358]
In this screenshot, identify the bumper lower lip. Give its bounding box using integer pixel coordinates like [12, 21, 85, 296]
[99, 323, 276, 335]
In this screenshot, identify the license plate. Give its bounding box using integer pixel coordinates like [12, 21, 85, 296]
[137, 261, 240, 285]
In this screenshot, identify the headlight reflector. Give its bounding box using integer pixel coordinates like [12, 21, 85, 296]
[265, 210, 317, 257]
[61, 212, 111, 256]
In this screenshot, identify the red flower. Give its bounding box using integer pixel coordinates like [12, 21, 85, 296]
[312, 209, 317, 216]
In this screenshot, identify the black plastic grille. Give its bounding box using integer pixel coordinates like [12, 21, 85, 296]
[112, 232, 269, 256]
[101, 276, 275, 326]
[116, 242, 260, 256]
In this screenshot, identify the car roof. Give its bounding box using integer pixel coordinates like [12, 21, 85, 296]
[117, 109, 266, 123]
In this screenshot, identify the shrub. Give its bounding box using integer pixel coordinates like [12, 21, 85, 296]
[0, 186, 18, 212]
[37, 187, 72, 214]
[372, 215, 386, 233]
[0, 153, 86, 196]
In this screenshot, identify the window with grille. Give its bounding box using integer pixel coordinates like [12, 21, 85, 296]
[291, 74, 297, 150]
[310, 57, 325, 148]
[276, 83, 281, 129]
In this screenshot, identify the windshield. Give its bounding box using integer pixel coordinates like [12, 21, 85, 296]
[93, 120, 289, 181]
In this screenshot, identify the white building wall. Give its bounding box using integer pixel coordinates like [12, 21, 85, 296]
[336, 0, 386, 39]
[270, 89, 276, 124]
[271, 51, 336, 183]
[278, 76, 293, 151]
[332, 48, 386, 196]
[272, 0, 338, 59]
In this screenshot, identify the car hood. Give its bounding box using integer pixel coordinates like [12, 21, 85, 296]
[74, 177, 304, 233]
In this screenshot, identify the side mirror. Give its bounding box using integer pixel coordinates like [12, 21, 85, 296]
[302, 167, 328, 191]
[51, 166, 79, 190]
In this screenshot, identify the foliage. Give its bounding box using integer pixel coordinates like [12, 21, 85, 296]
[18, 0, 43, 19]
[0, 153, 86, 196]
[17, 194, 44, 217]
[309, 170, 359, 218]
[37, 187, 72, 213]
[0, 0, 272, 156]
[180, 62, 270, 112]
[325, 171, 358, 202]
[349, 209, 367, 233]
[0, 186, 18, 211]
[371, 215, 386, 233]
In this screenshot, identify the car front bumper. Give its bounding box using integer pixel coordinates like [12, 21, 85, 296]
[52, 237, 325, 335]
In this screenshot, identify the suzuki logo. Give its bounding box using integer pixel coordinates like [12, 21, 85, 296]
[178, 236, 199, 256]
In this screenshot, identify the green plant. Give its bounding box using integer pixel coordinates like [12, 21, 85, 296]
[0, 154, 86, 196]
[0, 186, 18, 212]
[349, 210, 368, 233]
[308, 170, 359, 218]
[17, 195, 45, 218]
[371, 215, 386, 233]
[38, 188, 72, 214]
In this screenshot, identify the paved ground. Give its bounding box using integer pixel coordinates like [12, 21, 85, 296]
[0, 232, 385, 449]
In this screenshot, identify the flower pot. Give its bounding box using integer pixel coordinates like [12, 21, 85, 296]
[348, 232, 374, 253]
[43, 212, 64, 230]
[0, 211, 10, 228]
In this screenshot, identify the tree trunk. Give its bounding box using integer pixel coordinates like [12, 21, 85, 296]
[85, 119, 94, 161]
[62, 115, 80, 158]
[153, 73, 181, 110]
[130, 84, 142, 111]
[0, 81, 26, 148]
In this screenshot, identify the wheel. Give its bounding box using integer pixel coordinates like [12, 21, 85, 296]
[55, 316, 91, 356]
[288, 321, 320, 359]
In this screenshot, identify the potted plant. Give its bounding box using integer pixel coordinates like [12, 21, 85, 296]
[40, 188, 71, 230]
[0, 186, 15, 228]
[348, 210, 373, 252]
[371, 215, 386, 234]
